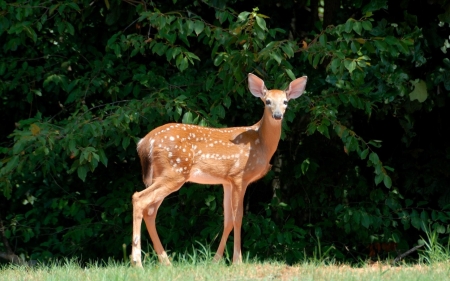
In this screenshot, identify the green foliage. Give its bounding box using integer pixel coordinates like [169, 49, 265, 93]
[1, 0, 450, 265]
[419, 227, 450, 264]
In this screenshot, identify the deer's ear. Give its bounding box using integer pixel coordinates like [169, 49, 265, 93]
[286, 76, 307, 100]
[248, 73, 268, 98]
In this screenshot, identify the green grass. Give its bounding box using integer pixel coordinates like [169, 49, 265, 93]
[2, 232, 450, 281]
[1, 259, 450, 281]
[418, 228, 450, 264]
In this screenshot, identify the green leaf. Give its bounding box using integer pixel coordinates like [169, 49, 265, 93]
[317, 124, 330, 138]
[344, 19, 353, 33]
[186, 20, 194, 36]
[204, 25, 211, 37]
[237, 11, 250, 22]
[375, 173, 384, 185]
[361, 21, 373, 31]
[330, 58, 341, 74]
[98, 149, 108, 167]
[307, 123, 317, 135]
[221, 11, 230, 23]
[77, 165, 88, 181]
[285, 69, 296, 81]
[198, 119, 208, 127]
[122, 137, 130, 150]
[344, 60, 356, 73]
[361, 212, 371, 228]
[182, 112, 194, 124]
[369, 152, 379, 164]
[67, 2, 81, 11]
[255, 16, 267, 31]
[3, 156, 19, 174]
[374, 40, 387, 51]
[270, 51, 283, 64]
[383, 174, 392, 188]
[178, 57, 188, 72]
[409, 79, 428, 103]
[281, 43, 294, 58]
[410, 209, 422, 230]
[319, 34, 327, 46]
[65, 22, 74, 36]
[194, 21, 204, 36]
[312, 54, 321, 68]
[360, 148, 369, 160]
[362, 0, 387, 13]
[352, 21, 362, 35]
[214, 53, 225, 66]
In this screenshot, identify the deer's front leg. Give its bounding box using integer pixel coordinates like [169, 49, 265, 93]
[214, 183, 233, 262]
[231, 183, 248, 264]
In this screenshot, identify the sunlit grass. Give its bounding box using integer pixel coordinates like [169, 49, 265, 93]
[1, 258, 450, 281]
[2, 235, 450, 281]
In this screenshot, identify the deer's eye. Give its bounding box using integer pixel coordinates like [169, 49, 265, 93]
[265, 99, 272, 105]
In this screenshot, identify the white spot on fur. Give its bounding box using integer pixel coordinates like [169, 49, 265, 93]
[255, 139, 260, 145]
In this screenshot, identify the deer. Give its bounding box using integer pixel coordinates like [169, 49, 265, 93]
[131, 73, 307, 267]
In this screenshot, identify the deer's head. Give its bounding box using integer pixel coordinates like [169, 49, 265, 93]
[248, 73, 307, 120]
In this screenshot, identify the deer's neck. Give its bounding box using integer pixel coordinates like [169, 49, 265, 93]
[257, 107, 282, 161]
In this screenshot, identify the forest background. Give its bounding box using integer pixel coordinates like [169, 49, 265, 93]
[1, 0, 450, 264]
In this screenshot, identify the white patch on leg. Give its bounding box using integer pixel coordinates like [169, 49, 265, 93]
[148, 206, 155, 216]
[133, 235, 140, 246]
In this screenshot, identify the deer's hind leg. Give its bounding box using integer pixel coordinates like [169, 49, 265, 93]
[131, 176, 185, 267]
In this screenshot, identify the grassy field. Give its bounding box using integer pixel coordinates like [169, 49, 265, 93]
[1, 260, 449, 281]
[2, 235, 449, 281]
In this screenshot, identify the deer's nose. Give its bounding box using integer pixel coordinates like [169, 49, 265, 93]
[273, 112, 283, 120]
